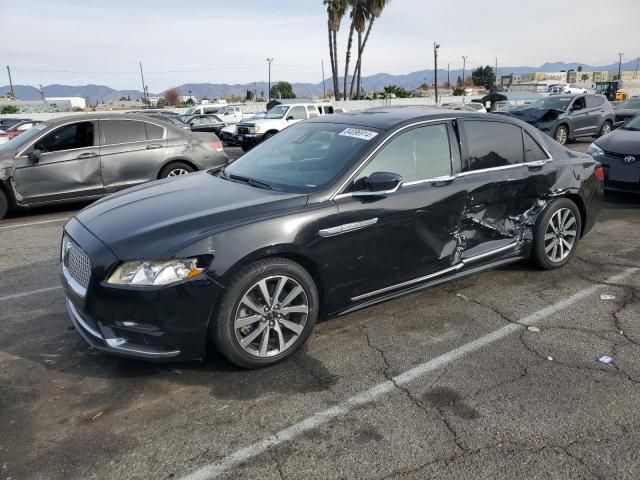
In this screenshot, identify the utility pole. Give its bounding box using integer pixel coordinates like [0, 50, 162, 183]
[495, 57, 498, 88]
[38, 84, 45, 101]
[267, 58, 274, 102]
[321, 60, 326, 99]
[6, 65, 15, 98]
[635, 57, 639, 80]
[447, 63, 450, 89]
[617, 52, 624, 81]
[139, 61, 147, 106]
[434, 42, 440, 104]
[461, 56, 468, 87]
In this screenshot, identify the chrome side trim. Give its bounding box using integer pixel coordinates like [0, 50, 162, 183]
[461, 242, 519, 264]
[352, 181, 402, 198]
[66, 299, 101, 338]
[319, 218, 378, 238]
[351, 263, 464, 302]
[330, 118, 456, 200]
[351, 241, 521, 302]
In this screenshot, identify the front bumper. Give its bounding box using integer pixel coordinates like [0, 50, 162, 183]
[236, 133, 264, 147]
[60, 218, 223, 362]
[601, 155, 640, 193]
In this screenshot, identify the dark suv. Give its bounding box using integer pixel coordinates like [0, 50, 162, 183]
[0, 113, 228, 219]
[499, 94, 615, 145]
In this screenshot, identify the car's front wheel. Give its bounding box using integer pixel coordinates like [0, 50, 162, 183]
[210, 258, 319, 368]
[598, 121, 612, 137]
[531, 198, 582, 270]
[554, 125, 569, 145]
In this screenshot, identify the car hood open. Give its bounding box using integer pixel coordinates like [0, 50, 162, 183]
[75, 171, 307, 260]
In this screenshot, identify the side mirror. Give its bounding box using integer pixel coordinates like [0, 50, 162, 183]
[353, 172, 403, 197]
[28, 149, 42, 163]
[571, 104, 583, 111]
[286, 116, 295, 121]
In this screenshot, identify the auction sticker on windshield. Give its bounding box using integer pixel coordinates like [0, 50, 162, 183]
[339, 128, 378, 141]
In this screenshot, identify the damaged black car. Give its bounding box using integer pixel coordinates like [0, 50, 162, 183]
[498, 95, 615, 145]
[60, 108, 603, 368]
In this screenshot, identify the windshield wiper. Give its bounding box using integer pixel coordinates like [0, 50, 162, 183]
[229, 174, 273, 190]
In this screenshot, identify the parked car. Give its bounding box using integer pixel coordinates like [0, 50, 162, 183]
[183, 102, 229, 117]
[184, 114, 225, 134]
[0, 113, 227, 219]
[548, 84, 567, 95]
[0, 117, 32, 132]
[235, 102, 322, 151]
[612, 98, 640, 127]
[140, 113, 191, 130]
[588, 113, 640, 192]
[59, 108, 603, 368]
[498, 94, 615, 145]
[0, 120, 41, 145]
[563, 84, 588, 94]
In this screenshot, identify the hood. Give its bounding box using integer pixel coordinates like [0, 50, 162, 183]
[75, 171, 307, 260]
[507, 107, 565, 123]
[595, 128, 640, 155]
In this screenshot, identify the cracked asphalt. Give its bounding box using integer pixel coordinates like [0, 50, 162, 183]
[2, 141, 640, 480]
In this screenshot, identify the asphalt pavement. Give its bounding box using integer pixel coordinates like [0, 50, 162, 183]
[2, 140, 640, 480]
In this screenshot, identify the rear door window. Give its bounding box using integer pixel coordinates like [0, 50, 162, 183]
[288, 106, 307, 120]
[145, 122, 165, 140]
[35, 121, 95, 153]
[586, 96, 604, 108]
[102, 120, 147, 144]
[523, 132, 549, 162]
[463, 121, 524, 170]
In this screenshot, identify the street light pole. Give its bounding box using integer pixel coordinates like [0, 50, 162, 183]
[617, 52, 624, 81]
[267, 58, 274, 102]
[433, 42, 440, 104]
[635, 57, 639, 80]
[461, 56, 467, 87]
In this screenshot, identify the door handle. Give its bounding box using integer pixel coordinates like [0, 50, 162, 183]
[430, 175, 456, 187]
[146, 144, 163, 150]
[76, 152, 97, 159]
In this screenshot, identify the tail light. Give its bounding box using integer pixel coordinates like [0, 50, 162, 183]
[594, 165, 605, 181]
[205, 140, 224, 152]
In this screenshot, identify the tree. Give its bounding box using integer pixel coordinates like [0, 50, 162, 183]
[577, 65, 583, 72]
[270, 81, 296, 99]
[156, 98, 166, 108]
[324, 0, 348, 100]
[383, 85, 412, 98]
[452, 87, 466, 96]
[185, 97, 195, 105]
[1, 105, 19, 114]
[164, 88, 180, 106]
[471, 65, 496, 89]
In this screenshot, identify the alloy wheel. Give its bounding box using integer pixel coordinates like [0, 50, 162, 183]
[555, 127, 568, 145]
[601, 123, 611, 135]
[234, 275, 309, 358]
[544, 208, 578, 263]
[167, 168, 190, 177]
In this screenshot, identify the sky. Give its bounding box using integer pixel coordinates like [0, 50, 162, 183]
[2, 0, 639, 92]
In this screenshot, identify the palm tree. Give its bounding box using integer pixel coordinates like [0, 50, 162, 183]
[351, 0, 390, 99]
[343, 0, 360, 100]
[348, 1, 369, 98]
[324, 0, 348, 100]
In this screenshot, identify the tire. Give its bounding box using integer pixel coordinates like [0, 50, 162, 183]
[531, 198, 582, 270]
[598, 121, 612, 138]
[262, 132, 276, 141]
[159, 161, 194, 178]
[554, 125, 569, 145]
[240, 142, 252, 153]
[0, 189, 9, 220]
[210, 258, 319, 369]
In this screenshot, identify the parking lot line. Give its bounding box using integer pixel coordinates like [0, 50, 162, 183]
[0, 286, 62, 302]
[180, 267, 638, 480]
[0, 217, 70, 231]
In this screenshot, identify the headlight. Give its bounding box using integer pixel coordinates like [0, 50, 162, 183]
[253, 124, 261, 133]
[587, 142, 604, 158]
[107, 258, 205, 286]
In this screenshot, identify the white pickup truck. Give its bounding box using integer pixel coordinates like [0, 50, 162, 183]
[235, 102, 333, 151]
[183, 104, 244, 124]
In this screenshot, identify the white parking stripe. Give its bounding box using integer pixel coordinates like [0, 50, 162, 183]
[0, 217, 69, 231]
[0, 286, 62, 302]
[180, 267, 638, 480]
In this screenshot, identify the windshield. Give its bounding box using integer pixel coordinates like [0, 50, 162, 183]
[0, 122, 47, 153]
[265, 105, 289, 119]
[222, 122, 379, 193]
[183, 107, 197, 116]
[621, 114, 640, 131]
[618, 99, 640, 110]
[528, 97, 572, 110]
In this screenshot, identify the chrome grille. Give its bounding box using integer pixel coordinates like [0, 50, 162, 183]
[62, 235, 92, 289]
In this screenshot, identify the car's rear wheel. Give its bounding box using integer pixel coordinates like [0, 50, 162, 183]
[262, 132, 276, 142]
[159, 162, 194, 178]
[554, 125, 569, 145]
[210, 258, 319, 369]
[0, 189, 9, 220]
[531, 198, 582, 270]
[598, 121, 612, 137]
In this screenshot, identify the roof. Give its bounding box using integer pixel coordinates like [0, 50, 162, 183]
[306, 106, 488, 130]
[40, 112, 173, 124]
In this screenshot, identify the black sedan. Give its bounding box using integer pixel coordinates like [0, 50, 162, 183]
[60, 108, 603, 368]
[613, 98, 640, 128]
[588, 114, 640, 192]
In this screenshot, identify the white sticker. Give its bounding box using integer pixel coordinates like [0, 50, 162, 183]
[339, 128, 378, 141]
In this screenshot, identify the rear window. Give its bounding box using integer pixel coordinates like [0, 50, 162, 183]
[145, 122, 164, 140]
[102, 120, 147, 144]
[523, 132, 549, 162]
[586, 96, 605, 108]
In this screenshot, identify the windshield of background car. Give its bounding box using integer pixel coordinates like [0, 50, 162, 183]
[618, 99, 640, 109]
[265, 105, 288, 119]
[622, 115, 640, 130]
[184, 107, 197, 115]
[0, 122, 48, 153]
[222, 122, 380, 193]
[529, 97, 572, 110]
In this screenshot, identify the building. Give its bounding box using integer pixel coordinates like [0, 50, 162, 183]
[45, 96, 86, 110]
[180, 95, 197, 104]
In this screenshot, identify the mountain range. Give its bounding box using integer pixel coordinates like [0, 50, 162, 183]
[2, 60, 637, 104]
